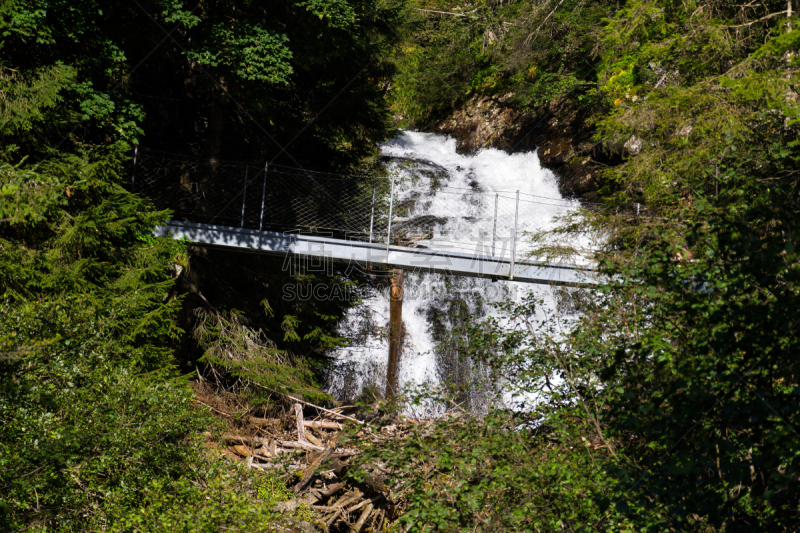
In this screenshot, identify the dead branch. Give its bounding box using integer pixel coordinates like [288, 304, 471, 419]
[725, 10, 790, 28]
[251, 381, 365, 424]
[295, 445, 335, 493]
[415, 8, 475, 17]
[525, 0, 568, 45]
[305, 420, 343, 430]
[277, 439, 325, 452]
[352, 502, 374, 532]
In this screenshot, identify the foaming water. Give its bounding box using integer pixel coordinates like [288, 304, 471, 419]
[328, 132, 581, 405]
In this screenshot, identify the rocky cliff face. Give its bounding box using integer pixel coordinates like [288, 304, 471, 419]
[424, 93, 613, 202]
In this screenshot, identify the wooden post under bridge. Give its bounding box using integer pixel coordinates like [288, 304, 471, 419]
[386, 269, 404, 399]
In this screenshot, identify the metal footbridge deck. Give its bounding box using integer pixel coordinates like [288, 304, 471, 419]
[155, 221, 593, 286]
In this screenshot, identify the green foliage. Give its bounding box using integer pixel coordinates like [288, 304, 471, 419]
[389, 37, 476, 122]
[0, 0, 395, 167]
[601, 55, 640, 101]
[0, 143, 311, 532]
[1, 348, 203, 529]
[0, 0, 148, 147]
[253, 471, 319, 525]
[387, 0, 613, 123]
[282, 314, 303, 343]
[0, 64, 75, 135]
[547, 2, 800, 529]
[511, 70, 586, 109]
[186, 23, 294, 84]
[0, 147, 231, 529]
[468, 65, 506, 96]
[194, 309, 332, 405]
[105, 470, 284, 533]
[0, 70, 292, 530]
[298, 0, 358, 28]
[254, 470, 294, 504]
[349, 409, 636, 532]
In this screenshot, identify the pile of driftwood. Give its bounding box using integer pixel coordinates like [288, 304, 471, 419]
[210, 397, 408, 533]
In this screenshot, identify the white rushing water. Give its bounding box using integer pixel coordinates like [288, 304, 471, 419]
[328, 131, 582, 404]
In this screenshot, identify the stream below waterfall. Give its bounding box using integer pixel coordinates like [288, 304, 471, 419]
[327, 131, 582, 408]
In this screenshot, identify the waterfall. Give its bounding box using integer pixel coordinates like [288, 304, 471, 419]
[328, 131, 582, 406]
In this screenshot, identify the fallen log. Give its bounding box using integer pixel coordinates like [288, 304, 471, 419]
[347, 495, 381, 514]
[305, 488, 323, 505]
[284, 393, 364, 425]
[250, 462, 300, 471]
[275, 447, 301, 455]
[332, 489, 363, 510]
[248, 416, 283, 426]
[310, 504, 339, 513]
[304, 430, 325, 448]
[294, 446, 334, 493]
[305, 420, 343, 430]
[352, 502, 374, 532]
[223, 435, 267, 447]
[250, 383, 364, 424]
[324, 508, 344, 528]
[319, 482, 345, 498]
[277, 439, 324, 452]
[330, 448, 359, 458]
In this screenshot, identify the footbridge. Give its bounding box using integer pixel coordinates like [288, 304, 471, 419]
[134, 148, 595, 287]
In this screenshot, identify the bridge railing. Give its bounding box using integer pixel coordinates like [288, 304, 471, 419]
[131, 148, 391, 239]
[130, 148, 585, 263]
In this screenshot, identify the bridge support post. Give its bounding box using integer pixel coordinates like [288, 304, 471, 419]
[259, 162, 268, 231]
[510, 190, 519, 280]
[369, 179, 376, 243]
[386, 268, 404, 399]
[241, 164, 248, 228]
[491, 193, 498, 257]
[386, 175, 396, 253]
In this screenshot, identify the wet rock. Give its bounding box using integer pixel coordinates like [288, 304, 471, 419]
[393, 214, 448, 233]
[425, 94, 613, 200]
[623, 135, 643, 155]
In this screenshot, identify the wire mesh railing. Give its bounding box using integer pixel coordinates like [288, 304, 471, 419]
[129, 147, 586, 262]
[132, 148, 398, 241]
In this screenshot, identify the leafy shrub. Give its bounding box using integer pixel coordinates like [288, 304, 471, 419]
[349, 408, 636, 532]
[0, 148, 287, 531]
[193, 308, 334, 406]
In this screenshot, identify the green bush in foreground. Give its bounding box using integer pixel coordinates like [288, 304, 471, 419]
[350, 407, 637, 533]
[0, 147, 287, 531]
